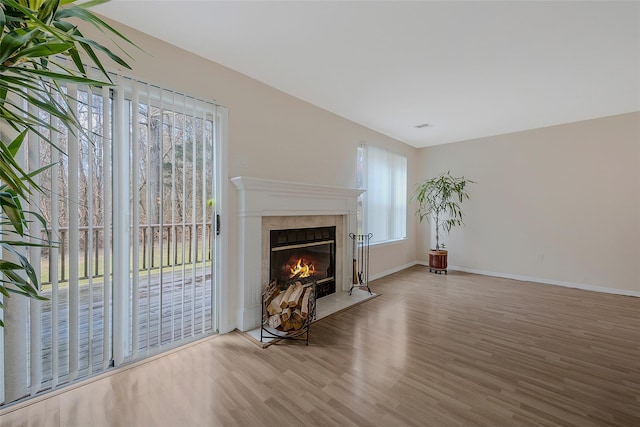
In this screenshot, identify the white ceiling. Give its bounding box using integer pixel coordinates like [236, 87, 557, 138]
[95, 1, 640, 148]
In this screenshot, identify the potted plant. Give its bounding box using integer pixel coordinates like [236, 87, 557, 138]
[412, 171, 474, 274]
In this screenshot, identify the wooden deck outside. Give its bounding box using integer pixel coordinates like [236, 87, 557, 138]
[35, 271, 214, 387]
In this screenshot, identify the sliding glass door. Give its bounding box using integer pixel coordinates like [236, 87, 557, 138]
[0, 73, 225, 406]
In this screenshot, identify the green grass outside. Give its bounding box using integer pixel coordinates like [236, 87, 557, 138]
[39, 241, 213, 291]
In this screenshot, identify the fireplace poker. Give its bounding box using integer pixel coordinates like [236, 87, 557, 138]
[350, 233, 358, 285]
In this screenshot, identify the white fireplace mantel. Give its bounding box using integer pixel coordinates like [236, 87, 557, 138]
[231, 176, 364, 331]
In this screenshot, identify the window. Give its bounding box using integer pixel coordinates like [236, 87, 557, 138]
[357, 145, 407, 244]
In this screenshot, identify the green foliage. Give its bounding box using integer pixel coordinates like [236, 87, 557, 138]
[412, 171, 475, 250]
[0, 0, 133, 326]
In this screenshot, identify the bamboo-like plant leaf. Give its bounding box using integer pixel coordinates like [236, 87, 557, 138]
[0, 28, 38, 63]
[2, 243, 40, 290]
[0, 0, 135, 326]
[12, 41, 72, 59]
[56, 3, 135, 53]
[6, 128, 26, 157]
[82, 36, 130, 69]
[0, 192, 26, 235]
[2, 269, 30, 287]
[36, 0, 60, 25]
[0, 131, 40, 195]
[0, 81, 85, 143]
[0, 260, 27, 271]
[0, 239, 54, 247]
[0, 7, 6, 35]
[9, 66, 111, 85]
[0, 155, 31, 199]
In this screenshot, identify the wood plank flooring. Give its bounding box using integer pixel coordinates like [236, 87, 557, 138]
[1, 265, 639, 426]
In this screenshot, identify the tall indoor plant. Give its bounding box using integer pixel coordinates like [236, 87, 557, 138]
[412, 171, 474, 273]
[0, 0, 133, 325]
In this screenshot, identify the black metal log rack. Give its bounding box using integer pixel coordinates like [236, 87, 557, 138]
[261, 281, 317, 345]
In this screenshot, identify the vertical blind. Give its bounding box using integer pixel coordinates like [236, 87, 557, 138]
[361, 145, 407, 244]
[0, 70, 224, 406]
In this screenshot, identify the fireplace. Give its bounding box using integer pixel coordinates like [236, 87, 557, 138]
[231, 176, 363, 331]
[270, 226, 336, 298]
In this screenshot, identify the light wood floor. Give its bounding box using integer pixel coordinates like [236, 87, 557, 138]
[1, 266, 639, 426]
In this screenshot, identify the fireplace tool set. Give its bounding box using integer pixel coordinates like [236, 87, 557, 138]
[349, 233, 373, 296]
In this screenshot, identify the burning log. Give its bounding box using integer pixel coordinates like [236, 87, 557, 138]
[289, 271, 303, 281]
[289, 258, 315, 279]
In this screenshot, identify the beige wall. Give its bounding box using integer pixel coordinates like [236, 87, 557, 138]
[418, 112, 640, 294]
[90, 20, 419, 331]
[84, 18, 638, 332]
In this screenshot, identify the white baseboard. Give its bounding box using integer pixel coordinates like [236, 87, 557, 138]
[447, 265, 640, 298]
[237, 306, 261, 332]
[369, 261, 422, 282]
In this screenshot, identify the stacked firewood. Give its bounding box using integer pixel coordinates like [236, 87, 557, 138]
[264, 280, 313, 332]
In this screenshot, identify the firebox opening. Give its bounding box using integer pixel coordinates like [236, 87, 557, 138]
[270, 226, 336, 298]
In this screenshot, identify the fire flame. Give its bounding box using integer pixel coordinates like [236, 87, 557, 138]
[289, 258, 315, 278]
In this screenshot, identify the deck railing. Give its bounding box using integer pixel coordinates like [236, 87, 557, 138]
[41, 222, 213, 285]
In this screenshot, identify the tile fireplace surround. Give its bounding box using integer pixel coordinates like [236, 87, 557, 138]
[231, 176, 363, 331]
